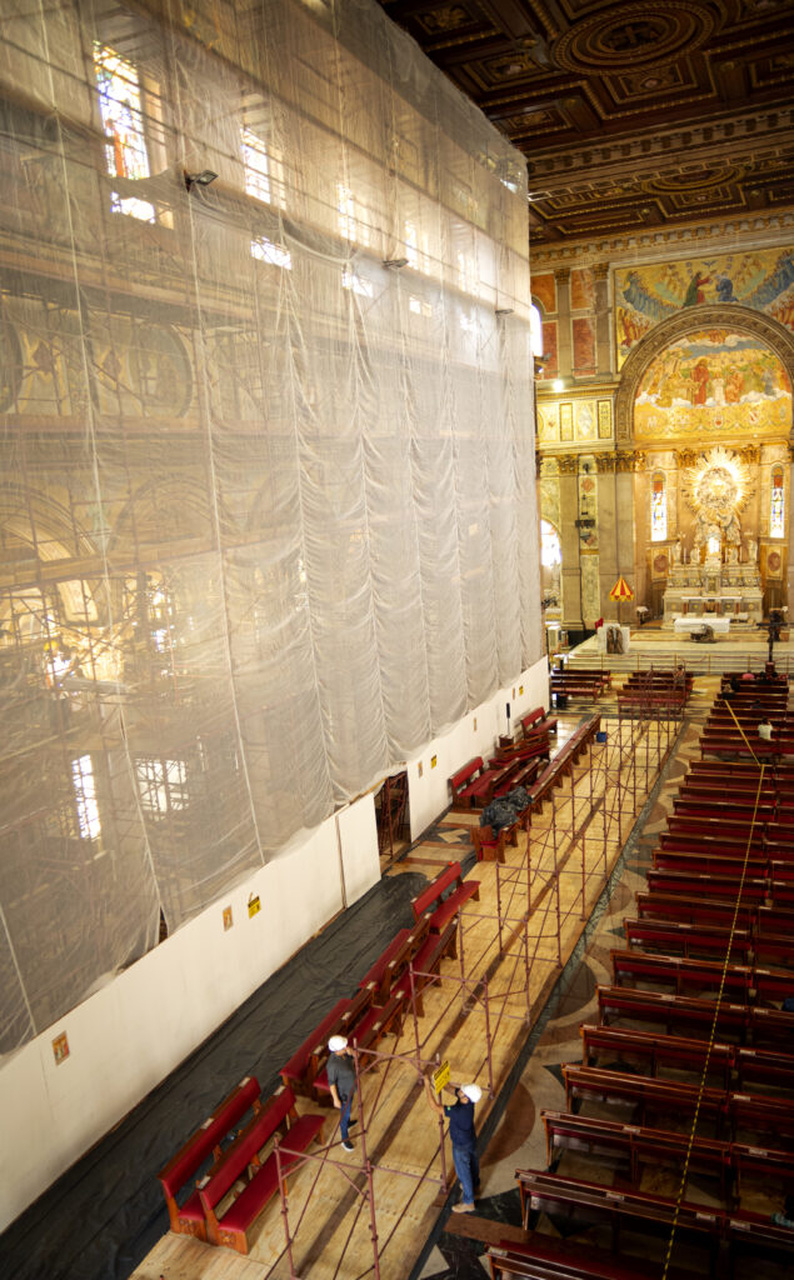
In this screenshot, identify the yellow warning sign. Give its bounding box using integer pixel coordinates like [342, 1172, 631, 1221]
[432, 1060, 450, 1094]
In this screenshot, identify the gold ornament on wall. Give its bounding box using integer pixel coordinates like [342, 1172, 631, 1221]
[682, 446, 752, 557]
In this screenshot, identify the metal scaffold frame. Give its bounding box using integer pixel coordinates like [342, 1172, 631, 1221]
[261, 703, 682, 1280]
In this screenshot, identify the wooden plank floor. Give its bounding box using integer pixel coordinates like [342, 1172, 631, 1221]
[131, 714, 672, 1280]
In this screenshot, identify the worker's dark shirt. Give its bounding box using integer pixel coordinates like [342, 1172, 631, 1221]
[444, 1100, 476, 1150]
[327, 1053, 355, 1101]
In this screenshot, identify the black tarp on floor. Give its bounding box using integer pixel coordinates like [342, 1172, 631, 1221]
[0, 870, 429, 1280]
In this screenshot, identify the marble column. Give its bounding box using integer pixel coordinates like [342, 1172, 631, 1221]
[557, 453, 583, 629]
[594, 452, 618, 615]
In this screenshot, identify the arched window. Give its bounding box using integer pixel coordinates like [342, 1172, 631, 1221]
[530, 304, 543, 358]
[770, 465, 785, 538]
[541, 519, 561, 567]
[540, 519, 561, 610]
[650, 471, 667, 542]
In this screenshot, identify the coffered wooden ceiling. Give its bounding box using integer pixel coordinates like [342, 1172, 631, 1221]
[376, 0, 794, 245]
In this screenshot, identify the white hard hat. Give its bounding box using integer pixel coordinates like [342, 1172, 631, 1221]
[328, 1034, 348, 1053]
[461, 1084, 482, 1103]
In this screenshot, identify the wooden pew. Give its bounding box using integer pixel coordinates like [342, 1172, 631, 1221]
[357, 927, 414, 1002]
[448, 756, 493, 809]
[563, 1064, 794, 1143]
[735, 1045, 794, 1092]
[516, 1169, 794, 1269]
[411, 860, 480, 934]
[517, 1169, 725, 1255]
[651, 849, 770, 880]
[527, 716, 601, 813]
[671, 797, 777, 822]
[157, 1074, 262, 1239]
[581, 1021, 794, 1096]
[471, 822, 518, 863]
[391, 913, 459, 1015]
[611, 947, 794, 1004]
[689, 759, 794, 779]
[645, 868, 794, 907]
[521, 706, 558, 737]
[279, 986, 374, 1097]
[579, 1023, 733, 1087]
[550, 673, 606, 700]
[597, 984, 794, 1048]
[657, 831, 768, 858]
[198, 1084, 325, 1253]
[540, 1109, 731, 1199]
[449, 752, 544, 810]
[664, 815, 786, 843]
[635, 890, 794, 936]
[625, 916, 794, 969]
[562, 1063, 726, 1128]
[486, 1236, 677, 1280]
[635, 892, 758, 930]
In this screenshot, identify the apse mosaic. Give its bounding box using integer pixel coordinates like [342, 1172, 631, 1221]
[634, 329, 791, 441]
[615, 246, 794, 366]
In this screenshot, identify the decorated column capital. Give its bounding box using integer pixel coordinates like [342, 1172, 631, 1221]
[676, 448, 700, 469]
[616, 450, 644, 472]
[594, 452, 617, 472]
[556, 453, 579, 474]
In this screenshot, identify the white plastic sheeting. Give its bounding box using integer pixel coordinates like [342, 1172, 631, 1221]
[0, 0, 541, 1051]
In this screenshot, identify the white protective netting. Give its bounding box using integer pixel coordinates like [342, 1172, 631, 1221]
[0, 0, 541, 1051]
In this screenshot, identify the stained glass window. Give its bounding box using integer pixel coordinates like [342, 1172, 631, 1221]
[94, 43, 156, 222]
[650, 472, 667, 542]
[770, 466, 785, 538]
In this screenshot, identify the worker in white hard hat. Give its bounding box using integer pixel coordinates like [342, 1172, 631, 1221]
[423, 1075, 482, 1213]
[327, 1034, 356, 1152]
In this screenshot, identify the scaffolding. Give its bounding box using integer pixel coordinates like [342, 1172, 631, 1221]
[196, 707, 682, 1280]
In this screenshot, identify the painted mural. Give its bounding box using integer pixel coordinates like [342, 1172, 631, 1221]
[615, 247, 794, 367]
[634, 329, 792, 442]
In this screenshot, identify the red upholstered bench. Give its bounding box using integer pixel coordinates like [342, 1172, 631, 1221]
[279, 997, 353, 1096]
[392, 915, 459, 1015]
[449, 756, 527, 809]
[357, 928, 413, 1002]
[521, 706, 558, 737]
[411, 860, 480, 933]
[157, 1074, 261, 1239]
[199, 1084, 325, 1253]
[449, 757, 490, 808]
[313, 986, 409, 1095]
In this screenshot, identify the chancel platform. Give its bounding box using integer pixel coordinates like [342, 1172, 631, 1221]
[663, 560, 762, 628]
